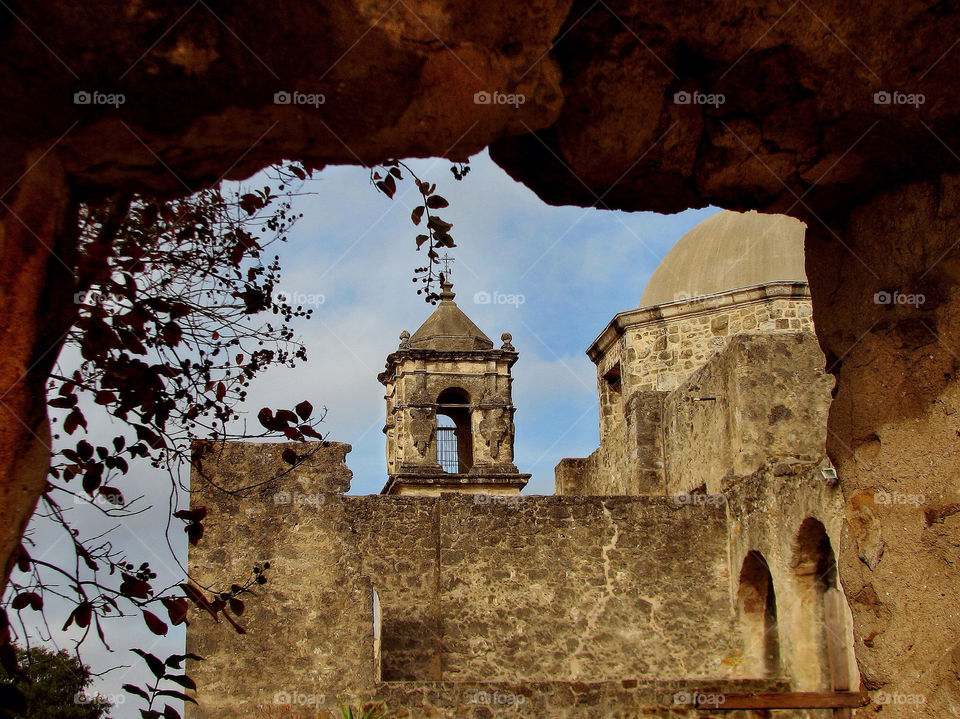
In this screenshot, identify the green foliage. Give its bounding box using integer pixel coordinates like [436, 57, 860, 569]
[0, 644, 112, 719]
[338, 703, 390, 719]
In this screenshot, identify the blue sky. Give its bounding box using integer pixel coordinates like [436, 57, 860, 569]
[15, 150, 719, 717]
[258, 151, 718, 494]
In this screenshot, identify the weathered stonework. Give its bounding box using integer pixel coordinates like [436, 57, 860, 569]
[548, 211, 861, 715]
[725, 460, 858, 692]
[558, 324, 828, 498]
[185, 210, 863, 717]
[590, 283, 814, 397]
[557, 213, 821, 502]
[379, 281, 529, 495]
[661, 331, 833, 497]
[186, 442, 842, 719]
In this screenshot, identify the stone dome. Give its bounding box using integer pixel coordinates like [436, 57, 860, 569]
[639, 210, 807, 307]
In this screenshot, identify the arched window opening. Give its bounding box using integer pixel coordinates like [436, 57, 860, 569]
[791, 517, 849, 691]
[437, 388, 469, 405]
[436, 414, 459, 473]
[737, 550, 781, 677]
[436, 388, 473, 473]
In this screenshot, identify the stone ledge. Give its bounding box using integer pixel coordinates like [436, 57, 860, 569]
[588, 281, 811, 361]
[380, 472, 531, 495]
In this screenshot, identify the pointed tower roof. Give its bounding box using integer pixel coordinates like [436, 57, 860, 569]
[408, 280, 494, 350]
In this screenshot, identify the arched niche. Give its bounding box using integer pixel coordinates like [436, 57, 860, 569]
[789, 517, 850, 691]
[737, 550, 781, 678]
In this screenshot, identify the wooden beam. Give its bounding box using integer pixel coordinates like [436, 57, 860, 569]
[696, 691, 868, 710]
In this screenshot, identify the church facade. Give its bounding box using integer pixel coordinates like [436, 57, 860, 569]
[186, 211, 861, 718]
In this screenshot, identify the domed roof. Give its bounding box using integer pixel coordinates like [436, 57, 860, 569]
[639, 210, 807, 307]
[408, 281, 493, 350]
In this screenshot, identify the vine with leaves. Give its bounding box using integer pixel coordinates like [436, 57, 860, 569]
[369, 159, 469, 303]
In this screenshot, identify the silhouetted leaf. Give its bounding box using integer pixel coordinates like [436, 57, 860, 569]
[164, 652, 203, 669]
[300, 425, 323, 440]
[257, 407, 275, 430]
[75, 602, 93, 628]
[275, 409, 297, 425]
[164, 674, 197, 690]
[179, 584, 218, 621]
[162, 322, 183, 347]
[143, 610, 168, 636]
[158, 689, 197, 705]
[11, 592, 42, 611]
[123, 683, 151, 701]
[134, 424, 165, 449]
[95, 390, 117, 405]
[295, 400, 313, 420]
[161, 597, 189, 626]
[77, 441, 94, 460]
[49, 395, 77, 408]
[132, 648, 166, 678]
[99, 486, 124, 505]
[239, 194, 261, 215]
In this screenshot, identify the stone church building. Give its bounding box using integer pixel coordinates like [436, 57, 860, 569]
[186, 211, 862, 717]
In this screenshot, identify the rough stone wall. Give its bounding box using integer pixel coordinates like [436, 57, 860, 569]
[597, 292, 813, 394]
[246, 679, 811, 719]
[367, 679, 805, 719]
[186, 442, 375, 717]
[556, 391, 666, 495]
[805, 175, 960, 717]
[560, 287, 816, 494]
[348, 497, 439, 681]
[187, 443, 756, 718]
[436, 496, 736, 682]
[662, 332, 833, 496]
[559, 328, 831, 498]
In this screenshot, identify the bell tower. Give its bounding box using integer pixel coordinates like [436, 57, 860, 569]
[378, 280, 530, 496]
